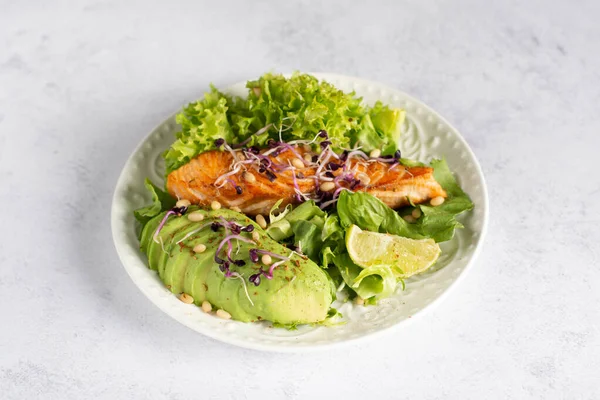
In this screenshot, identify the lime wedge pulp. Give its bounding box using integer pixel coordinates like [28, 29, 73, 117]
[346, 225, 441, 278]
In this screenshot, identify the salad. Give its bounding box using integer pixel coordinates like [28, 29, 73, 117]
[134, 73, 473, 327]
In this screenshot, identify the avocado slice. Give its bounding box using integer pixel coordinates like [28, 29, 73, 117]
[146, 216, 193, 278]
[162, 222, 206, 293]
[140, 207, 333, 324]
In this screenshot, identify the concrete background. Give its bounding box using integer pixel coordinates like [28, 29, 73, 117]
[1, 1, 598, 398]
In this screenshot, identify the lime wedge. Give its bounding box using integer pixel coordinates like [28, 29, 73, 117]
[346, 225, 441, 278]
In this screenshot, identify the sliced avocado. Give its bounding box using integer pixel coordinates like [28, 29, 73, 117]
[140, 208, 333, 325]
[139, 216, 161, 263]
[184, 250, 213, 303]
[147, 216, 193, 277]
[162, 222, 208, 293]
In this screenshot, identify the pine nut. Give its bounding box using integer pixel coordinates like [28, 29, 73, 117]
[252, 231, 260, 241]
[179, 293, 194, 304]
[320, 182, 336, 192]
[193, 244, 206, 253]
[430, 196, 445, 206]
[230, 206, 242, 213]
[354, 296, 364, 305]
[176, 199, 191, 208]
[243, 171, 256, 183]
[201, 301, 212, 313]
[211, 200, 222, 210]
[256, 214, 267, 229]
[188, 211, 205, 222]
[369, 149, 381, 158]
[261, 254, 273, 265]
[403, 215, 416, 223]
[292, 158, 304, 169]
[411, 208, 422, 219]
[216, 309, 231, 320]
[304, 154, 313, 163]
[357, 172, 370, 185]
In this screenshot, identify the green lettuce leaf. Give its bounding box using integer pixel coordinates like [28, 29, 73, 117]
[266, 200, 325, 241]
[268, 199, 293, 224]
[416, 159, 474, 242]
[163, 87, 234, 174]
[337, 191, 425, 240]
[320, 214, 345, 267]
[292, 217, 324, 261]
[163, 73, 407, 175]
[354, 105, 405, 156]
[133, 179, 176, 231]
[332, 254, 396, 299]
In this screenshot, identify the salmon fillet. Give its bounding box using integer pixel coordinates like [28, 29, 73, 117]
[167, 147, 447, 216]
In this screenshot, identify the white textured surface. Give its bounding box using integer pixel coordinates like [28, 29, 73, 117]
[1, 0, 598, 398]
[112, 75, 488, 350]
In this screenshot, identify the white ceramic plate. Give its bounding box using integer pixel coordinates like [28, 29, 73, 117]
[111, 73, 488, 352]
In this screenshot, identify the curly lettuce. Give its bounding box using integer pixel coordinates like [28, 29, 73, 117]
[163, 72, 405, 175]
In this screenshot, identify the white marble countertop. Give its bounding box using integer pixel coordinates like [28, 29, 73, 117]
[1, 1, 598, 398]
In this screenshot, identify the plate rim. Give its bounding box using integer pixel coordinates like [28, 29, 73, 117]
[111, 72, 489, 352]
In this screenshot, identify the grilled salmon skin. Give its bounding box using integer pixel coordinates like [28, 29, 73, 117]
[167, 147, 447, 216]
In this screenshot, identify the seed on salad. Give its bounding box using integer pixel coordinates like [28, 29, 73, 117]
[304, 153, 313, 163]
[230, 206, 242, 213]
[411, 208, 422, 219]
[354, 296, 365, 305]
[369, 149, 381, 158]
[292, 158, 304, 169]
[303, 145, 312, 152]
[193, 244, 207, 253]
[211, 200, 222, 210]
[357, 172, 370, 185]
[216, 309, 231, 320]
[243, 171, 256, 183]
[430, 196, 445, 206]
[403, 215, 416, 223]
[256, 214, 267, 229]
[188, 211, 205, 222]
[261, 254, 273, 265]
[201, 300, 212, 313]
[179, 293, 194, 304]
[320, 182, 336, 192]
[252, 231, 260, 241]
[176, 199, 191, 208]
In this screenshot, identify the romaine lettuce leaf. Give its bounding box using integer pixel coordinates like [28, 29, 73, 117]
[266, 200, 324, 241]
[268, 199, 293, 224]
